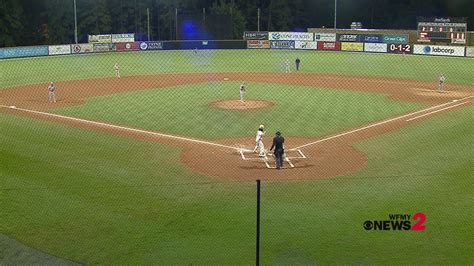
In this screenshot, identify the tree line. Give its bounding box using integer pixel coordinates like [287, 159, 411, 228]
[1, 0, 472, 47]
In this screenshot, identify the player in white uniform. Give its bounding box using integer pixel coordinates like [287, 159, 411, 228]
[114, 63, 121, 78]
[438, 74, 446, 93]
[253, 125, 266, 157]
[239, 82, 246, 102]
[285, 60, 291, 73]
[48, 82, 56, 103]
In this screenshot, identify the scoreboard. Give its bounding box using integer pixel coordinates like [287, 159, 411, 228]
[417, 17, 467, 44]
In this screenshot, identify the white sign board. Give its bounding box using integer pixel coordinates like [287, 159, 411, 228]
[314, 33, 337, 42]
[465, 47, 474, 57]
[48, 45, 72, 55]
[364, 43, 388, 53]
[295, 41, 318, 50]
[413, 45, 465, 57]
[269, 32, 314, 41]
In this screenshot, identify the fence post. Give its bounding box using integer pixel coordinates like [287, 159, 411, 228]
[256, 179, 261, 266]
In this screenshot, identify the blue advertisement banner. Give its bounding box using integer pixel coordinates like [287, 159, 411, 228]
[361, 34, 384, 43]
[139, 41, 163, 50]
[0, 46, 49, 59]
[383, 34, 409, 44]
[270, 40, 295, 49]
[337, 34, 360, 42]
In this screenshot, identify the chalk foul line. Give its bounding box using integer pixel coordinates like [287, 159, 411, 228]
[0, 105, 238, 151]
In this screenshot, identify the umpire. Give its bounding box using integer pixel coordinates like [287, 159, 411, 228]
[270, 131, 285, 169]
[295, 58, 301, 71]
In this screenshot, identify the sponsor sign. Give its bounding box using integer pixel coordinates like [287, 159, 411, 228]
[383, 34, 409, 44]
[269, 32, 314, 41]
[341, 42, 364, 52]
[314, 33, 336, 42]
[88, 34, 112, 43]
[451, 38, 466, 44]
[295, 41, 317, 50]
[48, 45, 71, 55]
[414, 45, 465, 57]
[270, 40, 295, 49]
[71, 44, 94, 54]
[247, 40, 270, 49]
[0, 46, 49, 59]
[116, 42, 139, 51]
[93, 43, 117, 53]
[364, 43, 388, 53]
[362, 34, 383, 43]
[317, 42, 341, 51]
[139, 41, 163, 50]
[337, 34, 359, 42]
[387, 43, 413, 54]
[466, 47, 474, 57]
[244, 31, 269, 40]
[111, 33, 135, 43]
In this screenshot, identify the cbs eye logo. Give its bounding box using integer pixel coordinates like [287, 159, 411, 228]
[363, 221, 374, 230]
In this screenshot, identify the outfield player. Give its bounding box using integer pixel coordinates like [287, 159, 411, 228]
[239, 82, 246, 102]
[114, 63, 121, 78]
[48, 82, 56, 103]
[252, 125, 265, 157]
[438, 74, 446, 93]
[285, 60, 291, 73]
[295, 58, 301, 71]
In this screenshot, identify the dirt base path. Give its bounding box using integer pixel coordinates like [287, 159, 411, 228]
[1, 73, 472, 181]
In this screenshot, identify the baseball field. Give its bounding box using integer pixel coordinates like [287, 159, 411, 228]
[0, 49, 473, 264]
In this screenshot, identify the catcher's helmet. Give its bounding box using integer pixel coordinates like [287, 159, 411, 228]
[259, 124, 264, 129]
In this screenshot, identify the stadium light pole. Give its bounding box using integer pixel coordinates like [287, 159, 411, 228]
[74, 0, 78, 44]
[334, 0, 337, 31]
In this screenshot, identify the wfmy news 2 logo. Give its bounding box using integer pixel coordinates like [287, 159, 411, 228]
[363, 212, 426, 231]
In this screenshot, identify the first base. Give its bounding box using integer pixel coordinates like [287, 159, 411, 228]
[10, 106, 16, 109]
[224, 78, 229, 81]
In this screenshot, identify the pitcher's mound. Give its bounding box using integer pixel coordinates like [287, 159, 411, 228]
[211, 100, 274, 110]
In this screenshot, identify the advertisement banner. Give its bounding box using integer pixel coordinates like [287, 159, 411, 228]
[88, 34, 112, 43]
[270, 40, 295, 49]
[466, 47, 474, 57]
[295, 41, 317, 50]
[361, 34, 384, 43]
[111, 33, 135, 43]
[413, 45, 465, 57]
[364, 43, 388, 53]
[139, 41, 164, 50]
[337, 34, 360, 42]
[269, 32, 313, 41]
[247, 40, 270, 49]
[93, 43, 117, 53]
[387, 44, 413, 54]
[383, 34, 409, 44]
[0, 46, 49, 59]
[48, 45, 71, 55]
[341, 42, 364, 52]
[317, 42, 341, 51]
[71, 44, 94, 54]
[116, 42, 140, 51]
[244, 31, 269, 40]
[314, 33, 336, 42]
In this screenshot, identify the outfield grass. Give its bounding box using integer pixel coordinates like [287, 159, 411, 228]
[1, 106, 472, 264]
[54, 82, 424, 140]
[1, 50, 474, 88]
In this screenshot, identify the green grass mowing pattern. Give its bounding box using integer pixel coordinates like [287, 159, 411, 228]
[0, 105, 472, 263]
[1, 50, 474, 88]
[54, 81, 425, 140]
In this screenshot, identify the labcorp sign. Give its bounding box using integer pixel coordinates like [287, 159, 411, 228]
[414, 45, 465, 57]
[269, 32, 314, 41]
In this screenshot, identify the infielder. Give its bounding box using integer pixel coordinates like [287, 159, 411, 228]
[438, 74, 446, 93]
[253, 125, 266, 157]
[114, 63, 121, 78]
[240, 82, 246, 102]
[48, 82, 56, 103]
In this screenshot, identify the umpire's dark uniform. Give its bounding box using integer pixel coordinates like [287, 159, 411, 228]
[270, 132, 285, 169]
[295, 58, 301, 71]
